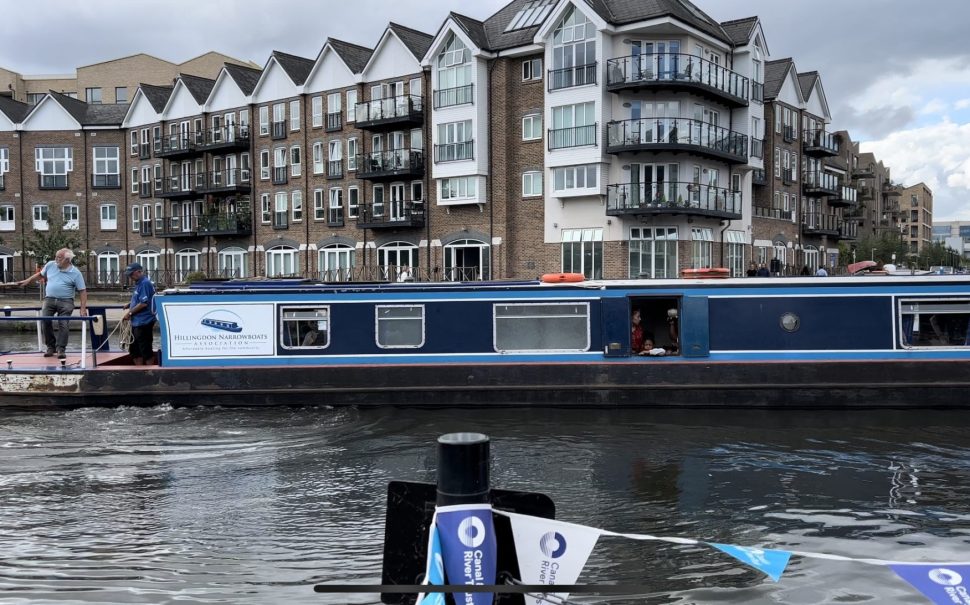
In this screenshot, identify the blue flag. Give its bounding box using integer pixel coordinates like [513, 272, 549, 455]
[416, 522, 445, 605]
[890, 564, 970, 605]
[435, 504, 497, 605]
[709, 543, 791, 582]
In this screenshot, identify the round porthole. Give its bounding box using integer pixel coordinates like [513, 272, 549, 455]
[780, 312, 800, 332]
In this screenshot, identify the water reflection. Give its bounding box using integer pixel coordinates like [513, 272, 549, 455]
[0, 406, 967, 603]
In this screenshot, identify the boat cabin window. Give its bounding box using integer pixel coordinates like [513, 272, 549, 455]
[899, 299, 970, 348]
[376, 305, 425, 348]
[630, 297, 680, 356]
[280, 306, 330, 349]
[493, 302, 590, 352]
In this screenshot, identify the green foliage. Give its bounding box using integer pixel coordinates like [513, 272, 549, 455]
[183, 271, 207, 284]
[22, 215, 86, 267]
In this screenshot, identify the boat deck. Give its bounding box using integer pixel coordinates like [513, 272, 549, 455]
[0, 349, 132, 371]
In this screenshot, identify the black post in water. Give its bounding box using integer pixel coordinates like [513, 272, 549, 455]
[436, 432, 490, 506]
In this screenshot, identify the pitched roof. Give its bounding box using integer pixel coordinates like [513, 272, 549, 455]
[481, 0, 549, 51]
[599, 0, 730, 43]
[48, 90, 129, 126]
[272, 50, 315, 85]
[140, 83, 174, 112]
[223, 63, 262, 95]
[449, 12, 490, 51]
[0, 94, 31, 123]
[720, 16, 758, 45]
[329, 39, 374, 74]
[763, 58, 794, 100]
[388, 23, 434, 60]
[797, 71, 819, 100]
[179, 74, 216, 104]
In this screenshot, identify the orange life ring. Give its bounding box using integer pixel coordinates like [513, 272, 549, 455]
[540, 272, 585, 283]
[681, 267, 730, 279]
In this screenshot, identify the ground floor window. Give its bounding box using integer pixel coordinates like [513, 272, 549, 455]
[0, 255, 12, 282]
[377, 242, 417, 281]
[444, 239, 489, 281]
[218, 247, 248, 279]
[629, 227, 678, 279]
[726, 230, 746, 277]
[803, 246, 820, 274]
[136, 250, 161, 283]
[691, 227, 714, 269]
[266, 246, 299, 278]
[319, 245, 355, 281]
[175, 249, 201, 282]
[561, 228, 603, 279]
[772, 243, 788, 275]
[98, 252, 120, 285]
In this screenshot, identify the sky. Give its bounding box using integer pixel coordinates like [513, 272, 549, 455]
[3, 0, 969, 220]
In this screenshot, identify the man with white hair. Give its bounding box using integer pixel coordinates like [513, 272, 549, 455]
[18, 248, 88, 359]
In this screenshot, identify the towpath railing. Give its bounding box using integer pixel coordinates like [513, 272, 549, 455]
[0, 307, 121, 369]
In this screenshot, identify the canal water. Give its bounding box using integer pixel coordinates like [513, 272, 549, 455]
[1, 405, 968, 604]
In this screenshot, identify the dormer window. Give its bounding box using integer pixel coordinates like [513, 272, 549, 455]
[435, 34, 473, 108]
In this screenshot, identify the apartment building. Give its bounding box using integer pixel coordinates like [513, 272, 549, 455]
[933, 221, 970, 260]
[899, 183, 933, 254]
[0, 0, 912, 285]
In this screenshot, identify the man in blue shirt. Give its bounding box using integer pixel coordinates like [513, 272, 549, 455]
[122, 263, 156, 365]
[17, 248, 88, 359]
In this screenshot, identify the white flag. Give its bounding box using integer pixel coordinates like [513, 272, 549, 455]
[507, 511, 601, 605]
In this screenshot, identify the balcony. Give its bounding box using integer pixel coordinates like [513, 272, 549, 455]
[433, 84, 473, 109]
[548, 62, 597, 91]
[139, 182, 153, 198]
[859, 185, 875, 200]
[156, 133, 203, 159]
[752, 81, 764, 103]
[139, 143, 152, 160]
[883, 181, 902, 197]
[434, 140, 474, 163]
[159, 175, 201, 200]
[354, 95, 423, 131]
[198, 168, 252, 195]
[327, 160, 343, 180]
[853, 164, 875, 179]
[752, 169, 767, 186]
[606, 118, 747, 163]
[203, 125, 251, 152]
[327, 207, 344, 228]
[829, 185, 858, 208]
[196, 211, 252, 237]
[92, 174, 120, 189]
[38, 174, 69, 190]
[326, 112, 342, 132]
[802, 129, 839, 157]
[801, 213, 840, 236]
[606, 181, 741, 220]
[837, 220, 859, 240]
[272, 166, 288, 185]
[139, 221, 153, 237]
[155, 215, 198, 238]
[356, 149, 424, 180]
[606, 53, 748, 107]
[356, 199, 425, 229]
[782, 168, 794, 186]
[548, 124, 597, 151]
[844, 207, 866, 222]
[753, 206, 794, 221]
[750, 138, 764, 159]
[271, 121, 287, 140]
[802, 171, 838, 197]
[272, 211, 288, 230]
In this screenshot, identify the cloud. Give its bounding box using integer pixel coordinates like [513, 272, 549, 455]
[862, 121, 970, 220]
[956, 99, 970, 110]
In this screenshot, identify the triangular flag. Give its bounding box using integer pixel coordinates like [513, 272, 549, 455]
[890, 564, 970, 605]
[507, 512, 601, 604]
[709, 543, 791, 582]
[416, 520, 445, 605]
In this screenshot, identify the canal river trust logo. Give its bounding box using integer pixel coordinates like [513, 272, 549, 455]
[539, 531, 567, 558]
[928, 567, 963, 586]
[457, 515, 486, 548]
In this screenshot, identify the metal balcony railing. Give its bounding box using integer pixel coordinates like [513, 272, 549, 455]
[606, 181, 741, 217]
[547, 62, 597, 91]
[434, 140, 474, 163]
[92, 174, 120, 189]
[606, 118, 747, 161]
[606, 53, 749, 104]
[433, 84, 473, 109]
[548, 124, 597, 150]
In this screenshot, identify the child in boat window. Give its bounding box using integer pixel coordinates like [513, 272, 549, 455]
[631, 309, 655, 356]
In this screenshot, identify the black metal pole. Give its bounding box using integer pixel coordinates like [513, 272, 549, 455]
[436, 432, 490, 506]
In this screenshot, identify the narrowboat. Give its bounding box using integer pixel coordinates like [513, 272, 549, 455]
[1, 274, 969, 409]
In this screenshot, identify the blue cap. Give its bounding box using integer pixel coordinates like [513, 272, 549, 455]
[124, 262, 144, 276]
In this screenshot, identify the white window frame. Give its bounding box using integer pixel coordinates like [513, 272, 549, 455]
[290, 145, 302, 177]
[522, 114, 542, 141]
[311, 96, 323, 128]
[259, 106, 269, 136]
[313, 188, 326, 221]
[346, 90, 357, 122]
[291, 190, 303, 222]
[522, 171, 543, 197]
[375, 305, 426, 349]
[289, 99, 300, 131]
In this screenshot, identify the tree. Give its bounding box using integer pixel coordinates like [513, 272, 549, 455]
[22, 215, 86, 268]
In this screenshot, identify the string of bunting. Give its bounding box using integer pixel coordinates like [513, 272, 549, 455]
[490, 510, 970, 605]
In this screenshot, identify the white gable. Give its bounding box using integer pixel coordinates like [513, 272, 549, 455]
[163, 81, 204, 121]
[363, 33, 422, 82]
[423, 21, 482, 68]
[535, 0, 608, 43]
[22, 97, 80, 131]
[123, 89, 162, 128]
[804, 85, 825, 119]
[252, 59, 300, 104]
[207, 70, 249, 112]
[0, 112, 14, 131]
[776, 69, 803, 107]
[305, 47, 357, 93]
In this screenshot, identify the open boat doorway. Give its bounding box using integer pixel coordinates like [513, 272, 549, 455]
[630, 296, 681, 356]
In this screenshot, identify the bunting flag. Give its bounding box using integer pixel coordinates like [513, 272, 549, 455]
[434, 503, 498, 605]
[708, 543, 791, 582]
[415, 517, 445, 605]
[889, 564, 970, 605]
[506, 511, 601, 605]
